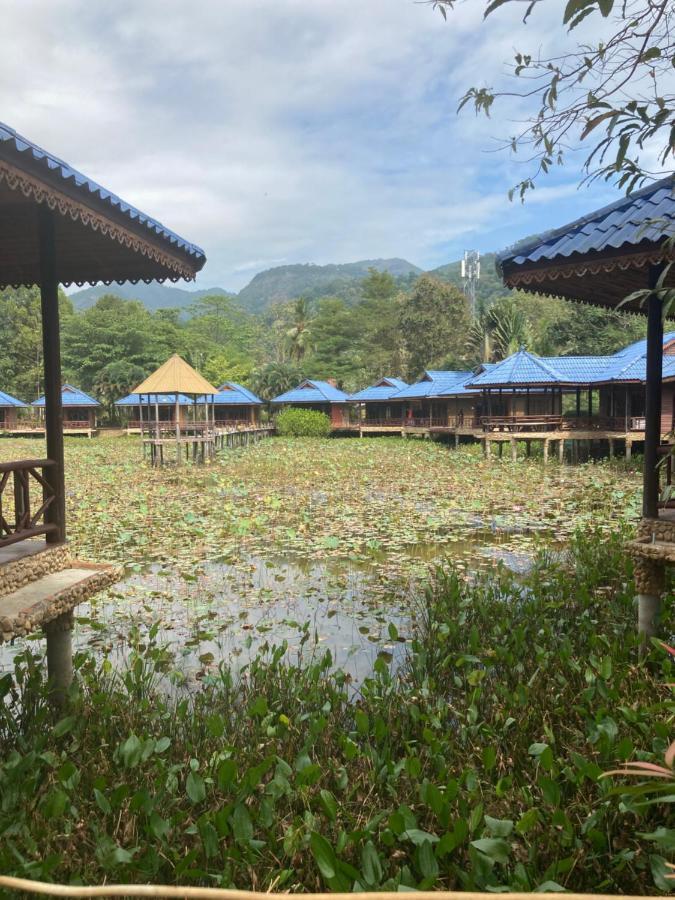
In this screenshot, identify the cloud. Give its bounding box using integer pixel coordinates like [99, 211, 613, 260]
[2, 0, 659, 291]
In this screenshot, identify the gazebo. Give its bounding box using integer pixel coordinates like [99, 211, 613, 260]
[0, 121, 205, 698]
[132, 355, 218, 465]
[497, 174, 675, 641]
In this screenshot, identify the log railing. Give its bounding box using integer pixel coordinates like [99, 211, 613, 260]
[0, 459, 58, 548]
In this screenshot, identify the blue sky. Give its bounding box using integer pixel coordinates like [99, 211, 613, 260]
[3, 0, 665, 291]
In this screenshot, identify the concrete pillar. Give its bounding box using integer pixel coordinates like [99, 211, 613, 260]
[608, 438, 614, 459]
[543, 439, 549, 464]
[626, 439, 632, 461]
[44, 611, 74, 705]
[558, 439, 564, 464]
[510, 439, 517, 462]
[454, 433, 459, 449]
[485, 439, 491, 459]
[638, 593, 661, 647]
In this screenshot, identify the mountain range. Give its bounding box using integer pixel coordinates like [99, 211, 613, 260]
[69, 254, 504, 314]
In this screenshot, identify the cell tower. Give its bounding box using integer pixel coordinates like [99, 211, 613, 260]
[461, 250, 480, 315]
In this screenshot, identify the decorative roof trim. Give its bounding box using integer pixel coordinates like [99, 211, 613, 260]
[0, 158, 200, 284]
[504, 245, 674, 289]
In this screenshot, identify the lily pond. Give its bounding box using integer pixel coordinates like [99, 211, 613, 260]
[0, 435, 643, 683]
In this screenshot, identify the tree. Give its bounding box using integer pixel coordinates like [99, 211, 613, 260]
[354, 270, 408, 382]
[305, 297, 362, 388]
[399, 275, 472, 379]
[93, 360, 146, 421]
[250, 361, 303, 401]
[285, 297, 315, 362]
[431, 0, 674, 197]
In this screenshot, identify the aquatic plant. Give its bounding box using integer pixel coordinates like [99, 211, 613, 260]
[0, 530, 671, 893]
[275, 408, 331, 437]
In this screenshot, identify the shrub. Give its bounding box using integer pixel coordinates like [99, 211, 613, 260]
[275, 407, 331, 437]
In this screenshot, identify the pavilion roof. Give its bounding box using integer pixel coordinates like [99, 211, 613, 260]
[0, 121, 205, 287]
[200, 382, 263, 405]
[33, 383, 100, 407]
[271, 379, 349, 404]
[0, 389, 28, 408]
[133, 355, 217, 396]
[349, 377, 408, 402]
[496, 175, 675, 310]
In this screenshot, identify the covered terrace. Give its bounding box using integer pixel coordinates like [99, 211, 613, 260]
[497, 173, 675, 638]
[0, 120, 205, 697]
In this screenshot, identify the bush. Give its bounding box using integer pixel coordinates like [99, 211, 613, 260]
[275, 407, 331, 437]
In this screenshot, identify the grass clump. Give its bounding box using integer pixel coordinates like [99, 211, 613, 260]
[0, 529, 672, 893]
[275, 408, 332, 437]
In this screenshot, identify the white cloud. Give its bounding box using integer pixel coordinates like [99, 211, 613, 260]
[2, 0, 663, 291]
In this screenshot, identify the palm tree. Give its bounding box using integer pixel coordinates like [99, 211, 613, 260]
[490, 300, 530, 360]
[285, 297, 314, 362]
[250, 361, 303, 401]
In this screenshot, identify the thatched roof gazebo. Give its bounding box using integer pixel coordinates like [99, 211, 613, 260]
[497, 174, 675, 642]
[133, 355, 218, 465]
[0, 121, 205, 699]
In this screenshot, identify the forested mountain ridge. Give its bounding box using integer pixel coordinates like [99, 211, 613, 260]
[68, 257, 423, 313]
[235, 258, 423, 312]
[70, 283, 234, 312]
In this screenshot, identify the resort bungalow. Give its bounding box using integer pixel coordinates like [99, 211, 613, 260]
[115, 392, 193, 433]
[271, 379, 349, 427]
[468, 336, 675, 435]
[33, 384, 101, 437]
[390, 371, 477, 429]
[204, 382, 263, 428]
[0, 390, 28, 432]
[349, 377, 408, 427]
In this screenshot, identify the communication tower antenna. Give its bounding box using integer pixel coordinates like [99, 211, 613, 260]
[462, 250, 480, 314]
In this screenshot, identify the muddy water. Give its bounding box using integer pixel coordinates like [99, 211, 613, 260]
[0, 526, 545, 684]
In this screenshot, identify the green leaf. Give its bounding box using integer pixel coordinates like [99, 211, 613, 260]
[186, 771, 206, 804]
[471, 837, 511, 865]
[417, 839, 439, 879]
[310, 831, 338, 880]
[232, 803, 253, 844]
[402, 828, 440, 846]
[484, 815, 514, 837]
[361, 840, 383, 886]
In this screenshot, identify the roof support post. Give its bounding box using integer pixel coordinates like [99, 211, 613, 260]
[643, 265, 665, 518]
[38, 207, 66, 544]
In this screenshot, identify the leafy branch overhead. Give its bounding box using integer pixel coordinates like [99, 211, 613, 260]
[431, 0, 674, 198]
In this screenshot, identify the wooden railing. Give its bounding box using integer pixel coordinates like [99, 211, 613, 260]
[0, 459, 58, 548]
[482, 415, 645, 433]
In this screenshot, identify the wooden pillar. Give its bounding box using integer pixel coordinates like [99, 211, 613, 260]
[38, 207, 66, 544]
[576, 388, 581, 418]
[643, 268, 664, 518]
[510, 438, 517, 462]
[608, 438, 614, 459]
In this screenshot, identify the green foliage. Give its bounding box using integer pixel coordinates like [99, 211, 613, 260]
[250, 361, 304, 401]
[0, 531, 672, 891]
[399, 274, 472, 378]
[275, 408, 331, 437]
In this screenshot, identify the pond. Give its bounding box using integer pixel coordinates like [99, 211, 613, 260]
[0, 435, 642, 682]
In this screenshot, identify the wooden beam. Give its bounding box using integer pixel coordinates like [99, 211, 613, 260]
[643, 265, 664, 518]
[38, 207, 66, 544]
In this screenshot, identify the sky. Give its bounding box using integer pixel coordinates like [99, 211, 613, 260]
[2, 0, 668, 291]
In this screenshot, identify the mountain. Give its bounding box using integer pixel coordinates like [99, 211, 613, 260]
[235, 258, 423, 313]
[69, 283, 234, 312]
[429, 253, 509, 309]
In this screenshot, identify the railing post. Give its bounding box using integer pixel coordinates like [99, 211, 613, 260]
[38, 207, 66, 544]
[13, 469, 28, 531]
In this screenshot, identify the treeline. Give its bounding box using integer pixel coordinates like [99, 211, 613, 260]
[0, 269, 647, 417]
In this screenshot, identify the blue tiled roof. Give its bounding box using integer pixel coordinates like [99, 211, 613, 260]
[467, 333, 675, 388]
[115, 392, 193, 407]
[33, 384, 100, 408]
[271, 379, 348, 404]
[468, 350, 564, 387]
[349, 377, 408, 402]
[393, 371, 472, 400]
[0, 389, 27, 408]
[0, 121, 205, 264]
[197, 382, 263, 405]
[497, 175, 675, 270]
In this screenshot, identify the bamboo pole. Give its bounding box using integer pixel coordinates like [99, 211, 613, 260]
[0, 878, 666, 900]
